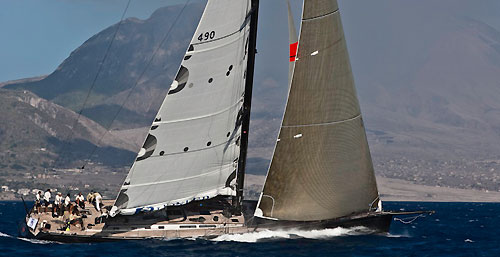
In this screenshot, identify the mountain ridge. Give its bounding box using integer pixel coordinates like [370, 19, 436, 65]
[6, 4, 204, 129]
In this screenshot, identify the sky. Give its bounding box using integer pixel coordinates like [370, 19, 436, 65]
[1, 0, 500, 83]
[0, 0, 196, 82]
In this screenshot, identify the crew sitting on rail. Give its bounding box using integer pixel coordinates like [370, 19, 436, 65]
[43, 189, 51, 213]
[75, 192, 85, 209]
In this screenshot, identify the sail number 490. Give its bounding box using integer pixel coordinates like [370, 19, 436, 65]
[198, 31, 215, 41]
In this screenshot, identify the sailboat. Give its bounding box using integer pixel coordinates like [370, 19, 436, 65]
[21, 0, 430, 242]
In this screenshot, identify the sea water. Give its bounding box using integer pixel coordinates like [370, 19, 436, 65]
[0, 201, 499, 256]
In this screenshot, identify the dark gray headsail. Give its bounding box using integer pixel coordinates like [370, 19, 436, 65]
[255, 0, 380, 221]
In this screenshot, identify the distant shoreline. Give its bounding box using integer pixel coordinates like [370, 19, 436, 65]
[7, 175, 500, 203]
[377, 177, 500, 202]
[245, 174, 500, 203]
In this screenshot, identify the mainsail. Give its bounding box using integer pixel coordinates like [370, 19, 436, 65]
[255, 0, 380, 221]
[111, 0, 254, 216]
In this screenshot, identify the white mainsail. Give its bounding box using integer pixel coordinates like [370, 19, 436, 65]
[111, 0, 253, 216]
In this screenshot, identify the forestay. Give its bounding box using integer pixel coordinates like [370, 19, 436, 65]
[111, 0, 252, 216]
[255, 0, 380, 221]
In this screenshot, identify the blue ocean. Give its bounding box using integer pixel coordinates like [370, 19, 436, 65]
[0, 201, 498, 256]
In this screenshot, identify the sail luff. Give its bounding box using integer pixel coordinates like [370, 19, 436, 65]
[234, 0, 259, 213]
[254, 0, 306, 221]
[255, 0, 380, 221]
[287, 0, 298, 82]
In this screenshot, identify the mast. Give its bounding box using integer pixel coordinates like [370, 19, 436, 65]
[234, 0, 259, 214]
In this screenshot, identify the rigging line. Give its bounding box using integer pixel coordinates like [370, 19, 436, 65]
[51, 0, 132, 170]
[81, 0, 192, 169]
[394, 214, 426, 224]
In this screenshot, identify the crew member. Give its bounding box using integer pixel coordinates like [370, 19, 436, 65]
[75, 192, 85, 209]
[64, 193, 71, 211]
[54, 192, 63, 217]
[87, 191, 95, 205]
[43, 189, 51, 213]
[35, 191, 42, 214]
[69, 208, 85, 231]
[94, 191, 103, 212]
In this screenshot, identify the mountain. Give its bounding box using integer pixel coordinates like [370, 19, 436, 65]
[358, 15, 500, 191]
[6, 4, 204, 129]
[0, 88, 144, 199]
[0, 3, 207, 199]
[351, 10, 500, 159]
[0, 88, 137, 170]
[0, 75, 47, 88]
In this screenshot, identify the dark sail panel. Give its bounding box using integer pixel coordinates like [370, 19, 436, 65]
[256, 0, 379, 221]
[302, 0, 338, 20]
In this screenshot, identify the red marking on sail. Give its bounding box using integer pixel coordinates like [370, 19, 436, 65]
[289, 42, 298, 62]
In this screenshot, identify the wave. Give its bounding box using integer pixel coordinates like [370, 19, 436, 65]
[16, 237, 58, 245]
[212, 226, 373, 243]
[384, 233, 410, 238]
[0, 231, 58, 245]
[0, 232, 12, 238]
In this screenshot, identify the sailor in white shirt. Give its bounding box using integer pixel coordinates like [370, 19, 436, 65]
[75, 192, 85, 209]
[54, 192, 63, 216]
[43, 189, 51, 212]
[94, 192, 103, 212]
[54, 192, 62, 205]
[64, 193, 71, 210]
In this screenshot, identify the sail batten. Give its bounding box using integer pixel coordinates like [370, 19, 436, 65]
[302, 0, 338, 19]
[281, 114, 361, 128]
[256, 0, 379, 221]
[152, 100, 242, 124]
[302, 8, 338, 21]
[123, 167, 231, 189]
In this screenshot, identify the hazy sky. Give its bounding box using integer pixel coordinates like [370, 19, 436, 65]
[0, 0, 195, 82]
[1, 0, 500, 83]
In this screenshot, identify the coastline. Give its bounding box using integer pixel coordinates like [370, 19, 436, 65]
[5, 175, 499, 203]
[245, 174, 500, 203]
[377, 177, 500, 202]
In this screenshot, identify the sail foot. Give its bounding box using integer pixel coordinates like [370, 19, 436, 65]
[259, 116, 378, 221]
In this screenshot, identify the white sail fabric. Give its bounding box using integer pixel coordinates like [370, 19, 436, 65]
[112, 0, 252, 216]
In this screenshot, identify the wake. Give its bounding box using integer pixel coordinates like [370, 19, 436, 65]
[0, 232, 11, 238]
[0, 231, 58, 245]
[212, 226, 373, 243]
